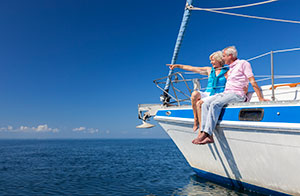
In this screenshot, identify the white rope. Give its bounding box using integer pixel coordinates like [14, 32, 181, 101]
[188, 7, 300, 24]
[200, 0, 278, 11]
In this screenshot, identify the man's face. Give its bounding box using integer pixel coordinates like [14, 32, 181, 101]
[222, 50, 232, 65]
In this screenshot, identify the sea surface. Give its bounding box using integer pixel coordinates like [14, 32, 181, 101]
[0, 139, 252, 196]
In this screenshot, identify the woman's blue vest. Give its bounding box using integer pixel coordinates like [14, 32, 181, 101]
[205, 67, 229, 96]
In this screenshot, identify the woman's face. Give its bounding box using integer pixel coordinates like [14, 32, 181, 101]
[210, 56, 221, 68]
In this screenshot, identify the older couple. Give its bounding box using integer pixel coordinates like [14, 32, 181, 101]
[167, 51, 228, 141]
[168, 46, 268, 145]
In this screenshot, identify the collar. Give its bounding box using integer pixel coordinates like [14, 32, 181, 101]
[229, 59, 239, 68]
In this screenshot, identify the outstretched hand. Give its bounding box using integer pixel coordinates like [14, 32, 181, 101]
[166, 64, 179, 70]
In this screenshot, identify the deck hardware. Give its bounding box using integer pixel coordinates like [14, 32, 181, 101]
[277, 112, 280, 115]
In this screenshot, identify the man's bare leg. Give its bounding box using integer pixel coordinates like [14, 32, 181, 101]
[191, 91, 201, 132]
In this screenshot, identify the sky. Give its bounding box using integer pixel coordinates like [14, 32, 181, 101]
[0, 0, 299, 139]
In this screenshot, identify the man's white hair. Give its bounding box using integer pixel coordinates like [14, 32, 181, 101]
[209, 51, 225, 66]
[223, 46, 238, 58]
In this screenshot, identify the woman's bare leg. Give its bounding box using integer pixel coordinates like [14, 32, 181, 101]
[191, 91, 201, 131]
[192, 100, 205, 144]
[196, 100, 204, 137]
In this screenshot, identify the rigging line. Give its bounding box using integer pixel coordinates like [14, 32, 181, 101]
[256, 77, 271, 82]
[255, 75, 300, 78]
[273, 47, 300, 53]
[273, 75, 300, 79]
[182, 71, 210, 75]
[198, 0, 279, 11]
[155, 83, 178, 100]
[188, 7, 300, 24]
[247, 52, 271, 61]
[250, 75, 300, 82]
[180, 74, 300, 79]
[246, 47, 300, 61]
[256, 75, 300, 77]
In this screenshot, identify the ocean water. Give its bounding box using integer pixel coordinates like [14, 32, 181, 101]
[0, 139, 250, 196]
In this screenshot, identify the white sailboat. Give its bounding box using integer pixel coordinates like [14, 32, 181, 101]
[137, 1, 300, 195]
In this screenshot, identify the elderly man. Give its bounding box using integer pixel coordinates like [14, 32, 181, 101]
[195, 46, 268, 145]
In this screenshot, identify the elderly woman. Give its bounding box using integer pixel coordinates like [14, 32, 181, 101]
[167, 51, 228, 144]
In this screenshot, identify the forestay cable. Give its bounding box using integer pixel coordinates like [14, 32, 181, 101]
[163, 0, 194, 104]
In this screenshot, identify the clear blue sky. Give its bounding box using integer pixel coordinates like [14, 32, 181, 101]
[0, 0, 299, 139]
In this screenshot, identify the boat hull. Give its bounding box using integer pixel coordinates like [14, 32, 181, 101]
[154, 102, 300, 195]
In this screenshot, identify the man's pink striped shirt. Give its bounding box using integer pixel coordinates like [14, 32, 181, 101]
[224, 59, 254, 97]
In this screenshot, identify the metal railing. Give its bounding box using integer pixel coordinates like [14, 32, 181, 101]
[248, 47, 300, 101]
[154, 72, 196, 106]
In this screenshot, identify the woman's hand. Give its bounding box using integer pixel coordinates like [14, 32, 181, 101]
[166, 64, 209, 75]
[166, 64, 180, 70]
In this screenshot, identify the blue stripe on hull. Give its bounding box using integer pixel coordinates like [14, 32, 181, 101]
[156, 105, 300, 123]
[156, 109, 194, 118]
[192, 167, 291, 196]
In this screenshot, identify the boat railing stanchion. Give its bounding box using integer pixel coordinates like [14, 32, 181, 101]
[271, 50, 275, 101]
[170, 77, 180, 106]
[177, 72, 192, 95]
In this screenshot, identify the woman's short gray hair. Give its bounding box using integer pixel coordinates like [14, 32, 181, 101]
[209, 51, 225, 66]
[223, 46, 238, 58]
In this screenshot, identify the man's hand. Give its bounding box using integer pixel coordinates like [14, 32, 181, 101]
[249, 76, 270, 102]
[243, 85, 248, 95]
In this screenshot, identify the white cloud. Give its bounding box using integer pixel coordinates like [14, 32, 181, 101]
[87, 128, 99, 134]
[0, 125, 14, 132]
[73, 127, 100, 134]
[32, 124, 59, 133]
[20, 126, 30, 131]
[73, 127, 86, 132]
[0, 124, 59, 133]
